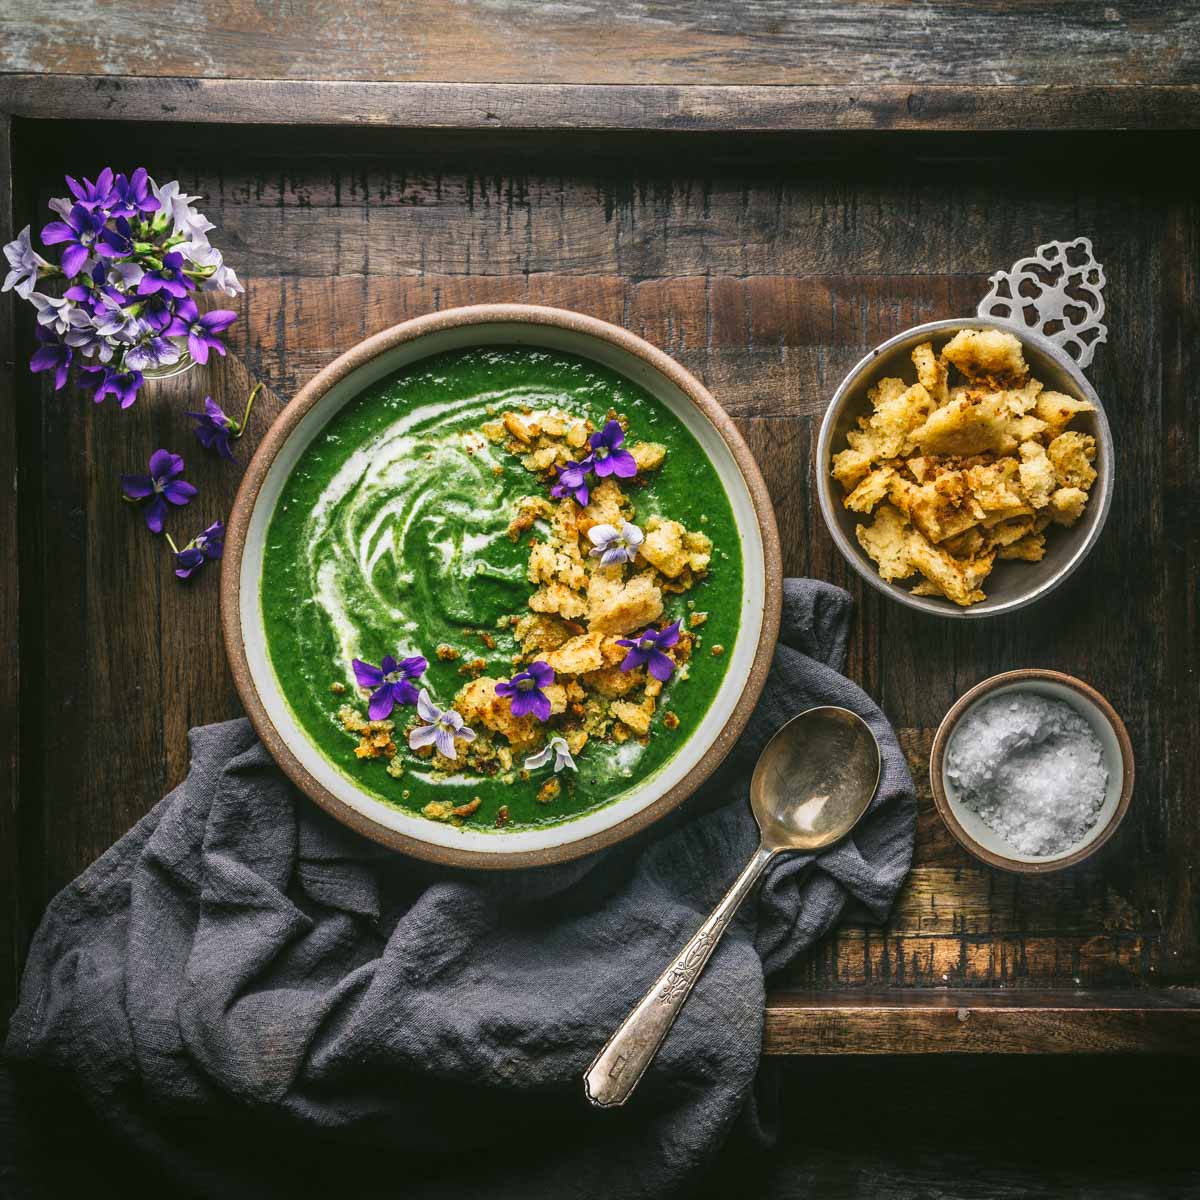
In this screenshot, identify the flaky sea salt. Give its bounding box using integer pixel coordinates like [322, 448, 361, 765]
[945, 691, 1109, 857]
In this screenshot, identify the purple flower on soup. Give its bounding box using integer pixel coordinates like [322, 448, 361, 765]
[616, 620, 681, 683]
[2, 226, 50, 300]
[64, 168, 116, 212]
[137, 251, 191, 300]
[587, 520, 644, 566]
[173, 521, 224, 580]
[120, 449, 197, 534]
[165, 297, 237, 365]
[83, 364, 144, 409]
[352, 653, 428, 721]
[29, 327, 72, 391]
[495, 660, 555, 722]
[588, 420, 637, 479]
[550, 458, 592, 507]
[40, 204, 120, 278]
[407, 689, 475, 761]
[187, 396, 238, 458]
[125, 333, 182, 373]
[108, 168, 160, 219]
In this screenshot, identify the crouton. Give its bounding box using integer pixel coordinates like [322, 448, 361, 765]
[544, 631, 606, 676]
[630, 442, 667, 472]
[1049, 486, 1089, 527]
[855, 504, 916, 581]
[1047, 431, 1097, 491]
[587, 572, 664, 635]
[1035, 390, 1096, 437]
[941, 328, 1028, 382]
[912, 392, 1015, 457]
[1017, 441, 1057, 509]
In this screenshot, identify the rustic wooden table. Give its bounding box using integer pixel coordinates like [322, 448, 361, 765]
[3, 4, 1200, 1197]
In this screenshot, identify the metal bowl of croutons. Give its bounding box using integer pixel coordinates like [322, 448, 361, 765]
[816, 320, 1114, 618]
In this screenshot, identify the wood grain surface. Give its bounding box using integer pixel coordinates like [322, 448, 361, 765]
[2, 99, 1199, 1041]
[1, 1, 1198, 87]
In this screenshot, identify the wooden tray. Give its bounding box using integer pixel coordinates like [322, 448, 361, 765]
[3, 76, 1198, 1053]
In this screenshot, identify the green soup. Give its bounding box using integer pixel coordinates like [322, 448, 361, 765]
[261, 346, 744, 830]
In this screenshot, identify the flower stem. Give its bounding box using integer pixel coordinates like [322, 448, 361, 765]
[235, 382, 263, 438]
[164, 533, 180, 555]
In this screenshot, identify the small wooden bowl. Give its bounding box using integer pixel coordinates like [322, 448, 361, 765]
[930, 670, 1134, 874]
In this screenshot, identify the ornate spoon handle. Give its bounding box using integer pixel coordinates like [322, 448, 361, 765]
[583, 842, 776, 1108]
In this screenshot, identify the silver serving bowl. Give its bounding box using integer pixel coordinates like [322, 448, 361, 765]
[815, 318, 1114, 619]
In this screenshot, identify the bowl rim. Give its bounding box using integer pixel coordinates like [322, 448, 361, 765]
[815, 317, 1115, 619]
[929, 668, 1135, 874]
[220, 302, 783, 870]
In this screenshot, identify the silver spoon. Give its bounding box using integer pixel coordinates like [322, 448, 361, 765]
[583, 705, 881, 1108]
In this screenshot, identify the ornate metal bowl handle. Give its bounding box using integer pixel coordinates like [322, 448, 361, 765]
[976, 237, 1107, 370]
[583, 843, 776, 1108]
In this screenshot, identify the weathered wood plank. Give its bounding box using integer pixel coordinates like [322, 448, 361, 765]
[763, 990, 1200, 1054]
[1, 3, 1198, 88]
[3, 76, 1200, 133]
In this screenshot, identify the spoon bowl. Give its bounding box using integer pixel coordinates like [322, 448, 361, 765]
[584, 706, 881, 1108]
[752, 706, 882, 852]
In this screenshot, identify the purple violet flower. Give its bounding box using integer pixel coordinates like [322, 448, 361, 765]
[172, 521, 224, 580]
[352, 653, 428, 721]
[550, 457, 593, 507]
[137, 251, 191, 299]
[187, 396, 237, 458]
[186, 384, 260, 460]
[165, 296, 237, 364]
[108, 168, 160, 219]
[587, 520, 644, 566]
[495, 660, 555, 722]
[40, 204, 122, 278]
[120, 449, 197, 534]
[64, 169, 116, 212]
[408, 689, 476, 760]
[616, 620, 682, 683]
[84, 364, 144, 409]
[2, 226, 50, 300]
[29, 326, 72, 390]
[588, 420, 638, 479]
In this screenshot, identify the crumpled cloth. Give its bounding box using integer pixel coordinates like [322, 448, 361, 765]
[6, 578, 914, 1198]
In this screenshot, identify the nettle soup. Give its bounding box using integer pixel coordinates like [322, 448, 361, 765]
[261, 347, 744, 831]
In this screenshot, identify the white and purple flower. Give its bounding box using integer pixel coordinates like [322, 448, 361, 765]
[2, 226, 50, 300]
[120, 449, 198, 534]
[523, 736, 577, 774]
[587, 520, 644, 566]
[495, 660, 555, 722]
[616, 620, 682, 683]
[352, 653, 428, 721]
[408, 689, 476, 760]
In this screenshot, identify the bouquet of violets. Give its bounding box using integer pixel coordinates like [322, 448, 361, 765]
[2, 167, 243, 409]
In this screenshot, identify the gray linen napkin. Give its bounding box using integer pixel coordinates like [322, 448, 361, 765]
[6, 578, 914, 1198]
